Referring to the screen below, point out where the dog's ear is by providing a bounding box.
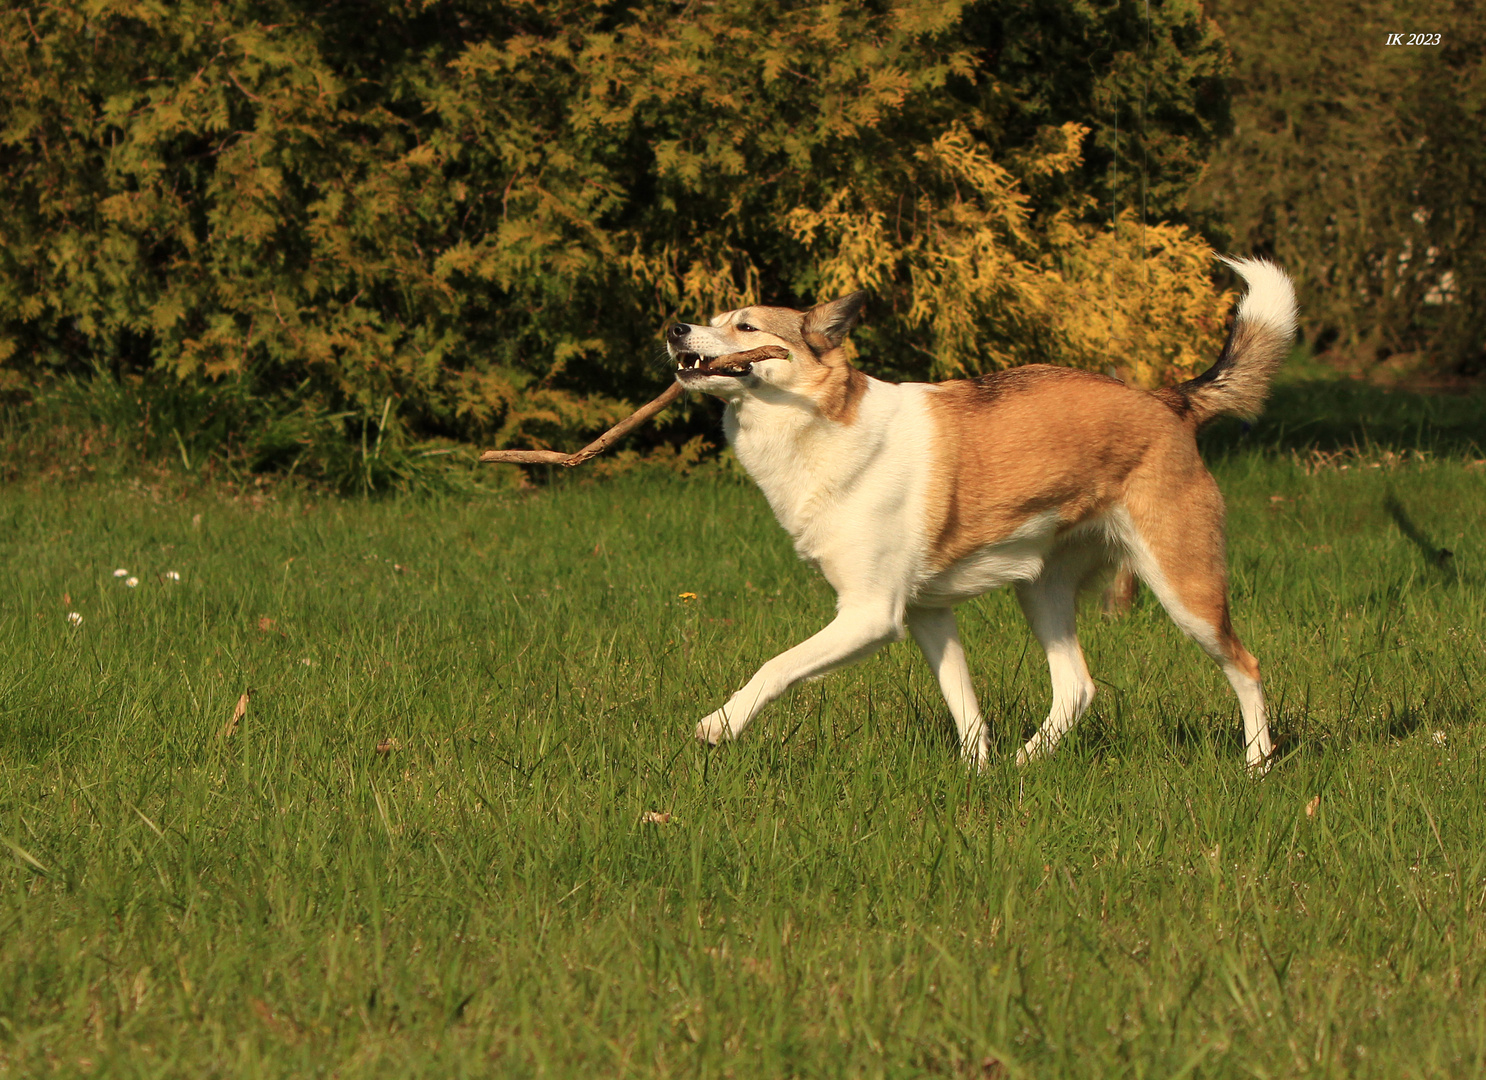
[802,292,867,352]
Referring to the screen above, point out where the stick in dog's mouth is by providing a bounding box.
[675,345,790,379]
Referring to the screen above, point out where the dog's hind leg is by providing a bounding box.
[1118,475,1274,773]
[1014,555,1099,765]
[695,604,904,746]
[907,606,988,768]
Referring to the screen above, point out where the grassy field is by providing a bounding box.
[1,378,1484,1077]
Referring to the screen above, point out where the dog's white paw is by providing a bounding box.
[1246,753,1274,778]
[1015,738,1046,767]
[694,710,732,746]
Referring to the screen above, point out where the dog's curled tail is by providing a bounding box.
[1160,256,1298,427]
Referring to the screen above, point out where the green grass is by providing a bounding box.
[1,380,1484,1078]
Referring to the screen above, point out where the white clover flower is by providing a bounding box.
[165,570,182,582]
[125,576,139,588]
[113,568,129,578]
[67,612,83,626]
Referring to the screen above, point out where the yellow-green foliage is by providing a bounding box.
[1044,208,1236,388]
[0,0,1235,473]
[790,123,1231,386]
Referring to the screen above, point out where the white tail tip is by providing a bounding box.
[1218,255,1298,337]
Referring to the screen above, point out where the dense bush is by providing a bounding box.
[1194,0,1485,375]
[0,0,1238,484]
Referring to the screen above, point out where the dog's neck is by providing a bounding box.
[807,348,870,426]
[723,358,870,445]
[722,363,886,547]
[724,383,832,461]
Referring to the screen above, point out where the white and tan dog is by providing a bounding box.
[667,258,1297,771]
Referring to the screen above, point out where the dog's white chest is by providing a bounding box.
[726,405,848,546]
[723,384,930,584]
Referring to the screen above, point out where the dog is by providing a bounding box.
[666,258,1297,771]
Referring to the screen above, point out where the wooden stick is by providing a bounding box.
[564,381,685,466]
[478,347,788,468]
[477,383,683,467]
[475,448,578,465]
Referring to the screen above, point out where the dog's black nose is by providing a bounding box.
[668,324,690,340]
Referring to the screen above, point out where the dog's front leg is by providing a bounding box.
[906,606,989,768]
[696,605,905,745]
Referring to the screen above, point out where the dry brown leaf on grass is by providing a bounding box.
[641,811,672,825]
[1306,795,1321,818]
[376,738,401,755]
[224,691,251,739]
[257,616,275,632]
[251,999,301,1042]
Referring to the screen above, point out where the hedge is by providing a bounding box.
[0,0,1239,484]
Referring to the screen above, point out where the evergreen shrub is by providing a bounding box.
[0,0,1238,485]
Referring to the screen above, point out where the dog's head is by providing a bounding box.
[666,293,868,400]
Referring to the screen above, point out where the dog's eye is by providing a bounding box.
[737,323,758,333]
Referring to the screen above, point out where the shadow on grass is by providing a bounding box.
[1199,378,1486,458]
[1164,711,1246,758]
[1383,493,1456,572]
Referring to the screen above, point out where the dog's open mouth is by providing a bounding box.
[675,346,789,379]
[675,352,751,378]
